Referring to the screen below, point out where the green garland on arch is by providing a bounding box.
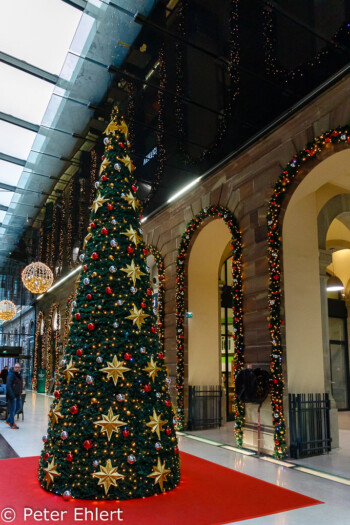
[267,126,350,458]
[146,244,165,355]
[175,205,245,444]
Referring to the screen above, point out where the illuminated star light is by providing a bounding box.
[92,459,125,495]
[143,357,161,383]
[126,304,149,330]
[100,355,130,386]
[94,407,126,441]
[146,409,167,439]
[43,457,61,488]
[121,225,141,246]
[147,457,171,492]
[63,357,79,385]
[90,193,109,214]
[120,259,146,286]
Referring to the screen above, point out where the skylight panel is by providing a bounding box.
[0,121,36,160]
[0,0,82,76]
[0,64,54,125]
[0,190,15,208]
[0,161,23,187]
[0,210,6,223]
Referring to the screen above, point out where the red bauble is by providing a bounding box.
[118,142,125,148]
[76,349,83,357]
[140,302,146,309]
[83,440,93,450]
[75,313,81,320]
[174,446,179,455]
[127,246,134,254]
[165,399,171,407]
[88,323,95,331]
[90,222,96,229]
[101,175,108,182]
[91,252,99,260]
[166,427,171,436]
[107,203,114,211]
[151,326,157,334]
[122,429,130,438]
[101,227,108,235]
[158,352,164,359]
[54,390,60,399]
[143,384,151,393]
[143,248,148,256]
[86,293,92,300]
[70,405,79,415]
[66,453,74,462]
[124,352,132,361]
[105,286,113,295]
[131,184,137,193]
[101,155,105,161]
[146,288,152,296]
[44,453,50,460]
[83,264,87,272]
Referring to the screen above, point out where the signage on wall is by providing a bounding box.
[143,146,157,165]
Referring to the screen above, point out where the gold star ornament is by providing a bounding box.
[123,191,139,210]
[126,304,149,330]
[63,357,79,385]
[121,225,141,246]
[143,357,161,383]
[92,459,125,495]
[99,157,111,175]
[117,155,135,173]
[146,409,167,439]
[90,193,109,214]
[50,401,64,425]
[94,407,126,441]
[100,355,130,386]
[120,259,146,286]
[83,232,92,248]
[43,457,61,489]
[147,458,171,492]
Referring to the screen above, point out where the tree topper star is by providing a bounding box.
[143,357,161,383]
[126,304,149,330]
[100,355,130,386]
[120,259,146,286]
[92,459,125,495]
[123,191,139,211]
[43,457,61,488]
[147,457,171,492]
[146,409,167,439]
[90,193,109,214]
[117,155,135,173]
[121,225,141,246]
[94,407,126,441]
[63,357,79,385]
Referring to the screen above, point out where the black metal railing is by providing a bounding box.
[289,393,332,459]
[188,385,222,430]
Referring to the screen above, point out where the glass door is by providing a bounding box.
[220,258,235,421]
[329,316,349,410]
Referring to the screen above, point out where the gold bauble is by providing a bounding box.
[0,300,16,321]
[21,262,54,294]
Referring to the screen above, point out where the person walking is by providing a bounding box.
[1,366,8,385]
[5,363,22,429]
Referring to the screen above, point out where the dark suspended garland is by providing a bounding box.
[174,0,240,164]
[267,127,350,458]
[44,302,61,391]
[175,205,245,445]
[57,196,66,276]
[263,5,350,82]
[63,292,76,349]
[145,244,165,355]
[126,80,136,156]
[66,178,74,268]
[143,45,167,208]
[33,311,45,390]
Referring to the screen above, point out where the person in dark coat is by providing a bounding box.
[1,366,8,384]
[5,363,22,429]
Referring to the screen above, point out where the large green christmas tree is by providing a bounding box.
[38,106,181,500]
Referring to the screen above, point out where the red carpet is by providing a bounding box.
[0,453,321,524]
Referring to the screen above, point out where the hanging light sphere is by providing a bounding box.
[0,300,16,321]
[21,262,54,294]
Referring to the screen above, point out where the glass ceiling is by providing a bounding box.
[0,121,36,161]
[0,160,23,187]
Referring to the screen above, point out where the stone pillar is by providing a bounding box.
[319,249,339,448]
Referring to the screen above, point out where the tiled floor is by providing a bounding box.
[1,392,350,524]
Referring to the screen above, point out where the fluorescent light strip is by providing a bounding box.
[37,265,82,300]
[140,216,148,224]
[259,456,295,467]
[167,177,202,204]
[294,467,350,485]
[221,445,256,456]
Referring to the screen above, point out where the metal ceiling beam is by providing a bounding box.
[0,183,16,192]
[0,112,39,133]
[60,0,87,10]
[0,205,8,212]
[0,153,26,167]
[0,51,58,84]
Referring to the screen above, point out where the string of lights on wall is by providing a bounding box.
[146,245,165,355]
[58,197,66,277]
[66,178,75,269]
[44,302,61,391]
[175,205,245,444]
[33,311,45,390]
[267,126,350,458]
[63,292,76,349]
[126,81,136,156]
[263,5,350,82]
[175,0,240,164]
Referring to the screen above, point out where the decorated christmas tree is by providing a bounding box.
[38,107,181,500]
